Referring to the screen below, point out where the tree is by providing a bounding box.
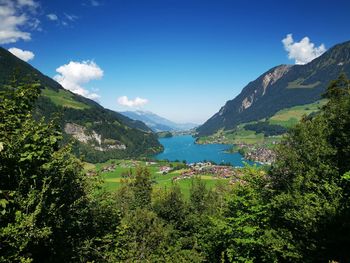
[189,177,209,215]
[131,166,153,209]
[153,184,186,229]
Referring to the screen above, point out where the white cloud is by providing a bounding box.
[46,13,58,21]
[117,96,149,107]
[8,47,34,61]
[282,34,326,65]
[0,0,40,44]
[54,61,104,101]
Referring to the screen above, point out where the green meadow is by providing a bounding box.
[42,88,90,110]
[86,159,229,198]
[268,99,327,127]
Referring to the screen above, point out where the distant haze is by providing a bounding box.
[121,110,198,132]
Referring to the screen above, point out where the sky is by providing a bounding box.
[1,0,350,124]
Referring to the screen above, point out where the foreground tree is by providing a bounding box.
[269,73,350,262]
[0,82,92,262]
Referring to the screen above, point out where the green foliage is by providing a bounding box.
[132,167,153,208]
[114,208,172,261]
[201,166,273,262]
[267,73,350,262]
[189,177,211,215]
[153,184,186,228]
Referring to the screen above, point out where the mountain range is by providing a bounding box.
[0,47,162,163]
[121,110,198,132]
[197,40,350,136]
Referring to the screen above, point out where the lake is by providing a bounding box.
[154,135,255,167]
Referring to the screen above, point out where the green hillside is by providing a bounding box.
[0,47,162,163]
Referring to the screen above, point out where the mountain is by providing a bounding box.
[197,40,350,136]
[121,110,198,132]
[0,47,162,162]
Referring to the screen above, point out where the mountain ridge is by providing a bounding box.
[197,40,350,136]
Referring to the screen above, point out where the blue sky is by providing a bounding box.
[1,0,350,123]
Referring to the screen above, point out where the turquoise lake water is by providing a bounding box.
[154,135,255,167]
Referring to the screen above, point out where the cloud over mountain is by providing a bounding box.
[8,47,34,61]
[282,34,326,65]
[54,60,103,100]
[117,96,149,107]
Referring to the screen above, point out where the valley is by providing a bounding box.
[1,1,350,260]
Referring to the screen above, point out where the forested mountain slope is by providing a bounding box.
[0,47,162,162]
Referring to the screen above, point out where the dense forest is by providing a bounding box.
[244,121,288,136]
[1,74,350,262]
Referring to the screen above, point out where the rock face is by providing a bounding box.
[64,123,100,144]
[261,65,291,96]
[238,65,291,113]
[64,123,126,151]
[197,40,350,136]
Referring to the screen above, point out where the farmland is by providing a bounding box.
[85,159,231,198]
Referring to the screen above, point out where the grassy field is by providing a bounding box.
[42,88,90,110]
[85,159,229,198]
[268,100,327,127]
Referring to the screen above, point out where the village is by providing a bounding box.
[170,162,240,179]
[234,143,277,165]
